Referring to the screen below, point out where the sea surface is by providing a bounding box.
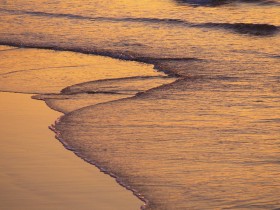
[0,0,279,209]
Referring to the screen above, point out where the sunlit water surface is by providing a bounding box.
[0,0,279,209]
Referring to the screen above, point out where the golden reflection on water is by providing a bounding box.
[0,0,279,209]
[0,48,164,93]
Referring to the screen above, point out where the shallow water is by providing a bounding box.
[0,0,279,209]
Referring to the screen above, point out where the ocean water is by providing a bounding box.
[0,0,280,209]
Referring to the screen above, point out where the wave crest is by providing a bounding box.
[201,23,279,36]
[1,8,278,36]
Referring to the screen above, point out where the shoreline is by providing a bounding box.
[0,45,173,210]
[0,92,143,210]
[51,119,149,210]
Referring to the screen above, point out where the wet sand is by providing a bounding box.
[0,92,143,210]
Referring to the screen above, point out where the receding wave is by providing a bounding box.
[1,8,278,36]
[34,76,176,114]
[0,41,202,77]
[61,76,175,95]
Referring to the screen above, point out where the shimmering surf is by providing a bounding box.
[0,0,279,209]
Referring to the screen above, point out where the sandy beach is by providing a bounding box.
[0,92,143,210]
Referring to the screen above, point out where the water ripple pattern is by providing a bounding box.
[0,0,279,209]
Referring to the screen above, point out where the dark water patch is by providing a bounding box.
[174,0,230,6]
[197,23,279,36]
[33,93,72,100]
[144,57,202,62]
[116,41,146,48]
[174,0,280,6]
[138,57,203,77]
[85,91,127,95]
[271,55,280,58]
[110,17,187,25]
